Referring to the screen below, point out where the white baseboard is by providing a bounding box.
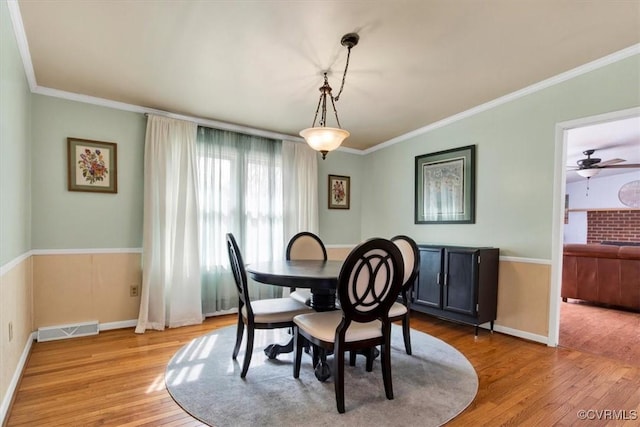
[1,332,36,426]
[99,319,138,331]
[492,324,549,345]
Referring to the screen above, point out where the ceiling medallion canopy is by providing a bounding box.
[300,33,359,159]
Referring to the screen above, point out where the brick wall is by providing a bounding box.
[587,210,640,243]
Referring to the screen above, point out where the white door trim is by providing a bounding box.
[548,106,640,347]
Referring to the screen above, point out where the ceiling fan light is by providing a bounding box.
[576,168,600,178]
[300,127,349,154]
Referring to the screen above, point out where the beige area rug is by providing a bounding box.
[166,324,478,426]
[560,299,640,367]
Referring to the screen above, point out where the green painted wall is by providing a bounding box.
[0,0,32,265]
[30,96,146,249]
[317,150,364,244]
[361,55,640,259]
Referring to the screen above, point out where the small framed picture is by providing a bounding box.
[67,137,117,193]
[328,174,350,209]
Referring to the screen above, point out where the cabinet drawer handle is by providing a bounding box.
[437,272,441,285]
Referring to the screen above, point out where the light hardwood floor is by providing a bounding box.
[6,312,640,426]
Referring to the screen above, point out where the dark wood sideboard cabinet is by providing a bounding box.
[411,245,500,335]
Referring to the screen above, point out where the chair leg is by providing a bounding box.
[402,314,412,355]
[293,328,303,379]
[381,341,394,400]
[334,343,345,413]
[349,351,356,366]
[314,348,331,382]
[232,315,244,360]
[365,347,374,372]
[312,345,319,368]
[240,326,254,378]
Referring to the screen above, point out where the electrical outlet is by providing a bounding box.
[8,321,13,342]
[130,285,139,297]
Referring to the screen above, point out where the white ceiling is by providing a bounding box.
[12,0,640,159]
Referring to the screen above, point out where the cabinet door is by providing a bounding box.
[414,247,443,309]
[443,249,477,316]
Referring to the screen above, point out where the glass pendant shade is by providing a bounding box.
[300,127,350,158]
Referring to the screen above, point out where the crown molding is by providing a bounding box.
[35,86,306,143]
[7,0,36,90]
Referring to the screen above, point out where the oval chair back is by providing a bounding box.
[388,235,420,355]
[286,232,327,260]
[286,232,327,305]
[337,238,404,326]
[390,235,420,302]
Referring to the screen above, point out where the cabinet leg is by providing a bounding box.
[474,325,478,336]
[490,320,494,333]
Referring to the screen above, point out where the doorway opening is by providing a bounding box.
[550,108,640,366]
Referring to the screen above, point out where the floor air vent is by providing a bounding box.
[37,321,99,342]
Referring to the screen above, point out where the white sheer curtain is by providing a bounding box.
[282,140,319,238]
[281,140,319,298]
[198,127,285,315]
[136,115,203,333]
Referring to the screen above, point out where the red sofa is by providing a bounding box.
[562,243,640,311]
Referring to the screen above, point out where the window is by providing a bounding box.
[197,127,283,313]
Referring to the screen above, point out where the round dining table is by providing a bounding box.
[247,259,344,312]
[246,259,344,381]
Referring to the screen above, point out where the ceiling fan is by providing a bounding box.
[567,149,640,178]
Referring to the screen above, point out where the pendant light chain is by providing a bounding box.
[330,93,341,128]
[310,73,332,128]
[334,45,353,103]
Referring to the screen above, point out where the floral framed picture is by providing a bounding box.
[328,174,350,209]
[67,138,117,193]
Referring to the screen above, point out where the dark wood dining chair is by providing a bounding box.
[226,233,312,378]
[388,235,420,355]
[286,231,328,306]
[348,235,420,367]
[293,238,404,413]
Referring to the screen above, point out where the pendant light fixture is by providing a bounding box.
[300,33,359,159]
